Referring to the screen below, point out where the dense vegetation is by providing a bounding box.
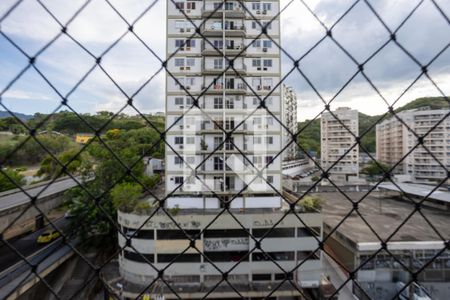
[0,111,164,192]
[63,127,162,246]
[297,97,449,155]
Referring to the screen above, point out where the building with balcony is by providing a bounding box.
[109,0,323,299]
[321,107,359,183]
[376,108,450,183]
[282,85,298,161]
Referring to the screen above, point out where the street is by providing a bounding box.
[0,218,69,272]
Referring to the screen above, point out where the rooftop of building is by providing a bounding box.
[379,182,450,203]
[320,191,450,246]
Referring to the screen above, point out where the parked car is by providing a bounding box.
[37,230,61,244]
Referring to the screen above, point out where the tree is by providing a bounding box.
[298,196,322,212]
[361,160,389,177]
[37,149,92,180]
[110,182,142,212]
[0,168,25,192]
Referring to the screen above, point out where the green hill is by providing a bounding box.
[298,96,449,155]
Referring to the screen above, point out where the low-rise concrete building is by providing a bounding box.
[321,191,450,299]
[109,207,323,299]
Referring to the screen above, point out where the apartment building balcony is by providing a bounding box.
[202,6,246,18]
[205,82,247,95]
[202,25,246,37]
[202,64,247,75]
[202,44,246,56]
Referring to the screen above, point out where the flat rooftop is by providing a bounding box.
[321,192,450,246]
[378,182,450,203]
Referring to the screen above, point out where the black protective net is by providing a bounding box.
[0,0,449,299]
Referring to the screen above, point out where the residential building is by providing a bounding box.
[111,1,323,299]
[321,107,359,182]
[376,108,450,183]
[282,84,298,161]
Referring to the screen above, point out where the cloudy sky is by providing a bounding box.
[0,0,449,120]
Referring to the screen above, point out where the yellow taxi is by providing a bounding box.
[37,230,61,244]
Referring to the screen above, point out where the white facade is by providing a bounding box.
[376,108,450,182]
[282,85,298,161]
[321,107,359,182]
[113,1,324,298]
[165,0,283,208]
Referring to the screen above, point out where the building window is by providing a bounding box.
[267,175,274,183]
[175,97,184,105]
[158,254,201,263]
[174,156,183,165]
[263,40,272,48]
[262,21,272,29]
[263,59,272,67]
[253,228,295,238]
[213,58,223,69]
[225,97,234,109]
[252,59,261,68]
[297,227,321,237]
[175,58,184,66]
[174,137,183,144]
[123,251,154,263]
[123,227,154,239]
[214,157,224,170]
[186,58,195,67]
[262,3,272,11]
[252,274,271,281]
[204,229,249,238]
[266,136,273,144]
[174,176,184,184]
[157,229,200,239]
[214,97,223,109]
[175,2,184,10]
[252,251,295,261]
[225,118,235,130]
[253,136,262,144]
[185,136,195,144]
[252,39,261,48]
[225,137,234,150]
[186,1,196,10]
[252,2,261,10]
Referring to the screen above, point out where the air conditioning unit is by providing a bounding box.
[262,10,267,14]
[256,10,260,14]
[186,9,191,13]
[262,47,268,52]
[186,66,191,70]
[257,67,261,71]
[179,145,184,149]
[186,86,191,90]
[179,105,184,109]
[186,28,191,32]
[263,67,267,71]
[180,66,185,70]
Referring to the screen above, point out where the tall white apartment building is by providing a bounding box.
[321,107,359,182]
[282,84,298,161]
[111,1,323,299]
[376,108,450,182]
